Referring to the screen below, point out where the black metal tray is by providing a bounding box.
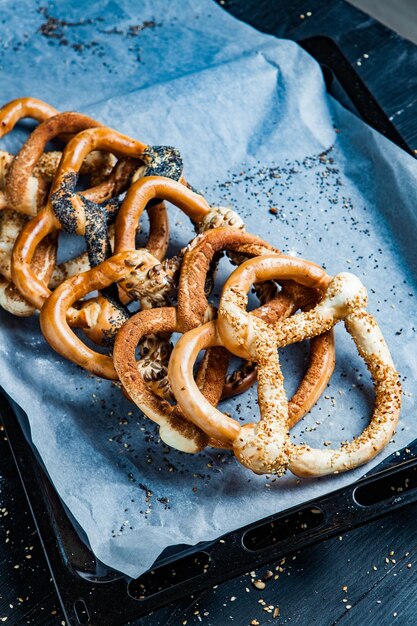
[1,36,417,626]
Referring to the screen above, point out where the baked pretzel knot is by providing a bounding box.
[113,306,229,454]
[39,249,178,378]
[177,226,335,409]
[169,255,402,477]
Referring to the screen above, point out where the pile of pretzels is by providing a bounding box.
[1,97,402,478]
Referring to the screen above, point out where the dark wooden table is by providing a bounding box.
[1,1,417,624]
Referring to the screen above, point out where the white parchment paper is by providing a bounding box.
[0,0,416,577]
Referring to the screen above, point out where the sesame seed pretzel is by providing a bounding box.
[0,100,60,314]
[178,227,335,408]
[112,289,316,453]
[169,255,401,477]
[39,249,178,377]
[113,306,229,453]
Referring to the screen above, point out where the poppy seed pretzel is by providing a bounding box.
[0,105,136,317]
[48,200,167,291]
[45,129,184,324]
[169,255,401,477]
[0,148,117,207]
[49,129,186,264]
[11,128,167,315]
[0,107,120,313]
[0,146,123,315]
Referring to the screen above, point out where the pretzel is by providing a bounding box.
[0,209,57,315]
[0,101,124,314]
[114,177,237,255]
[0,98,60,211]
[113,177,245,312]
[0,147,119,213]
[113,181,247,397]
[178,227,335,410]
[112,285,321,453]
[0,109,125,315]
[113,306,230,453]
[39,249,180,377]
[5,111,133,217]
[0,97,59,133]
[11,128,172,311]
[169,255,401,477]
[0,99,60,305]
[114,180,285,399]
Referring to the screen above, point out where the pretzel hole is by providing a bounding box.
[73,326,111,354]
[242,506,325,551]
[3,120,39,151]
[134,208,151,249]
[127,551,210,600]
[289,324,374,446]
[135,331,176,404]
[55,230,87,264]
[279,341,311,397]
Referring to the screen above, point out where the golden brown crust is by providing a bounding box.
[178,228,335,411]
[6,112,104,215]
[114,176,211,255]
[39,250,163,379]
[169,257,401,477]
[113,306,230,453]
[11,208,58,309]
[0,97,59,138]
[177,227,279,331]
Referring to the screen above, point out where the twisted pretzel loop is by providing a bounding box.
[169,255,401,476]
[113,306,229,453]
[112,287,324,454]
[39,249,172,378]
[178,226,335,407]
[11,128,169,314]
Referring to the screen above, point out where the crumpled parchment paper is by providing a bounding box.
[0,0,415,577]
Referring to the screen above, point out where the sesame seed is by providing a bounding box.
[253,579,266,590]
